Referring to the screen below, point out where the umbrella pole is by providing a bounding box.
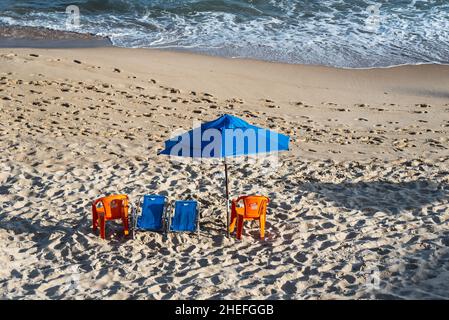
[224,158,230,238]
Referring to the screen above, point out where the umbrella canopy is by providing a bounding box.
[159,114,289,158]
[158,114,290,237]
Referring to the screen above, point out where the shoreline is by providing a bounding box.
[1,25,448,70]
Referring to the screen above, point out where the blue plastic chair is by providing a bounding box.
[168,200,200,234]
[132,195,167,237]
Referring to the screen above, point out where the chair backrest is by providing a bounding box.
[95,194,128,219]
[170,200,198,232]
[241,195,269,219]
[137,195,166,231]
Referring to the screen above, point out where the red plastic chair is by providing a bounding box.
[229,195,269,240]
[92,194,130,239]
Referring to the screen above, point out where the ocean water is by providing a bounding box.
[1,0,449,68]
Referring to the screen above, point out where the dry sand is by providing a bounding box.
[0,47,448,299]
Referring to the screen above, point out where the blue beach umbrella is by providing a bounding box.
[159,114,290,237]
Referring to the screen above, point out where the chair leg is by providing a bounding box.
[122,215,129,236]
[229,202,237,233]
[99,213,106,239]
[259,214,266,240]
[92,209,98,232]
[236,215,244,240]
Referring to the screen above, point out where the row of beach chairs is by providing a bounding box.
[92,194,269,240]
[92,194,199,239]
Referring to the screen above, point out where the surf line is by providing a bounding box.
[175,304,209,318]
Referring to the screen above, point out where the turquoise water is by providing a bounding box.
[1,0,449,67]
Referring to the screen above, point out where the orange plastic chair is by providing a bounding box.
[92,194,130,239]
[229,195,269,240]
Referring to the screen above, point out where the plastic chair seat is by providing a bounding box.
[92,194,129,239]
[229,195,269,240]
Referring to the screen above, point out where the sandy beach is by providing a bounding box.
[0,47,448,299]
